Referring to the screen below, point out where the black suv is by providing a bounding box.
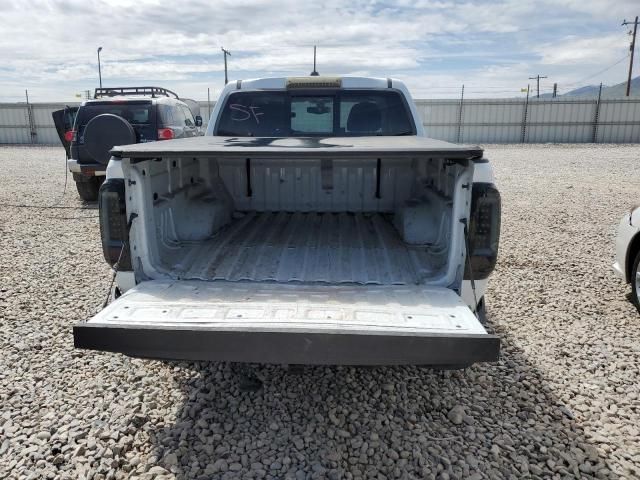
[52,87,203,201]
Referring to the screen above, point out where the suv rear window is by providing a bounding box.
[158,104,196,128]
[215,90,415,137]
[75,101,154,143]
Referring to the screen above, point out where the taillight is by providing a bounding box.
[157,128,175,140]
[465,183,501,280]
[64,130,76,142]
[98,179,132,271]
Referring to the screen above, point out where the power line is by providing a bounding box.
[562,54,630,87]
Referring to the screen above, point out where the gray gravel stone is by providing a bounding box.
[447,406,465,425]
[163,453,178,466]
[212,458,228,472]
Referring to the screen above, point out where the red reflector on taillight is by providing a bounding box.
[157,128,175,140]
[64,130,75,142]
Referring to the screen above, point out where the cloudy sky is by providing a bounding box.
[0,0,637,101]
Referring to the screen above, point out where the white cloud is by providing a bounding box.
[552,0,639,19]
[537,34,629,65]
[0,0,636,101]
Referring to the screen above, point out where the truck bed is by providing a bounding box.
[167,212,443,285]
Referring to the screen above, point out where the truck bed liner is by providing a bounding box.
[167,212,441,285]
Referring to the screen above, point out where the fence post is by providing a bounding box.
[521,84,530,143]
[456,84,464,143]
[592,83,602,143]
[207,87,211,128]
[25,89,37,144]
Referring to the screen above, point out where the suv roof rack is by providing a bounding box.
[93,86,179,99]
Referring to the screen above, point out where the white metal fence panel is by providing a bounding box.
[1,97,639,145]
[0,102,77,145]
[415,97,640,144]
[596,100,640,143]
[30,104,68,144]
[0,104,33,144]
[526,100,594,143]
[460,99,525,143]
[416,100,458,142]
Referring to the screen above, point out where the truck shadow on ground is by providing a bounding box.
[147,325,615,480]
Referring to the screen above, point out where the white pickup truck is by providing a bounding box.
[75,76,501,367]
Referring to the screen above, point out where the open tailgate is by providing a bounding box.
[74,280,499,365]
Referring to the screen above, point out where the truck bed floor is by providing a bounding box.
[168,212,441,285]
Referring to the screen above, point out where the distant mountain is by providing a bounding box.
[540,76,640,99]
[563,85,603,97]
[599,76,640,98]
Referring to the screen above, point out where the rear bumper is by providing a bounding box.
[74,324,500,365]
[68,159,106,176]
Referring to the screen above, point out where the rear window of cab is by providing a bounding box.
[215,90,415,137]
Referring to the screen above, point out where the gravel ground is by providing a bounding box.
[1,144,639,480]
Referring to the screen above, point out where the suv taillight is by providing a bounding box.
[465,183,501,280]
[158,128,175,140]
[98,179,132,271]
[64,130,76,142]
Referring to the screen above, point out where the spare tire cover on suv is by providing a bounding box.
[84,114,136,164]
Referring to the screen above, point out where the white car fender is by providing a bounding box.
[614,209,640,282]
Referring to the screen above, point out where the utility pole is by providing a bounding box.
[97,47,103,88]
[221,47,231,85]
[529,74,547,98]
[622,16,638,97]
[310,46,319,76]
